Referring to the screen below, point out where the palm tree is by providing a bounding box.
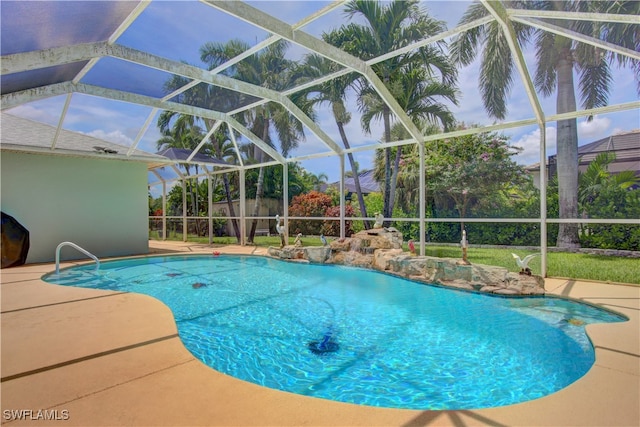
[201,39,307,243]
[299,52,371,228]
[358,63,457,212]
[156,116,205,217]
[207,123,242,240]
[159,71,245,241]
[450,0,639,248]
[326,0,458,225]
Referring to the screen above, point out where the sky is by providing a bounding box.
[5,0,639,186]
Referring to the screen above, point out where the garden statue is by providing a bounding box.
[459,229,470,265]
[320,234,328,246]
[275,214,285,248]
[294,233,303,247]
[408,239,416,255]
[373,212,384,228]
[512,253,539,275]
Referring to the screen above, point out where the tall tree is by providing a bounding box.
[359,63,457,212]
[327,0,458,225]
[156,116,205,224]
[299,53,371,228]
[159,72,244,242]
[209,126,242,240]
[201,39,307,243]
[422,128,526,232]
[450,0,639,248]
[388,121,441,215]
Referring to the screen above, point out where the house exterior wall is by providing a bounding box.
[1,151,149,264]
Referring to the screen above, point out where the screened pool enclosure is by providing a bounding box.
[2,1,638,276]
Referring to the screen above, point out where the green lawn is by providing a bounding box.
[151,234,640,285]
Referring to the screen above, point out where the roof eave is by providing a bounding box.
[0,143,173,170]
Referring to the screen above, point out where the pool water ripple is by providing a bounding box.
[43,255,627,410]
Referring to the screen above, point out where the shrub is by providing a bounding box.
[288,191,333,235]
[322,204,355,237]
[580,187,640,250]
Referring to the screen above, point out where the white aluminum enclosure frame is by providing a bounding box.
[2,1,639,276]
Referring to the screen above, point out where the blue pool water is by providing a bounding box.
[43,255,626,410]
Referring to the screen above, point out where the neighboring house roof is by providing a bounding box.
[344,170,380,194]
[1,113,170,168]
[526,129,640,175]
[322,170,381,195]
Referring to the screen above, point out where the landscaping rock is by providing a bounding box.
[268,228,545,295]
[305,246,331,264]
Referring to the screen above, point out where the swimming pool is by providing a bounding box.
[43,254,627,410]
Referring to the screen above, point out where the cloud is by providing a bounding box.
[82,129,135,147]
[7,103,63,126]
[510,126,557,166]
[577,115,611,139]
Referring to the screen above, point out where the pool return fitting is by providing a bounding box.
[55,241,100,274]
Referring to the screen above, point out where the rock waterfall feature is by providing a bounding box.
[268,228,544,295]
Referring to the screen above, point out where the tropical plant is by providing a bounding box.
[580,186,640,250]
[299,52,371,228]
[158,71,244,241]
[288,191,334,235]
[156,116,206,235]
[578,152,639,215]
[307,171,329,192]
[209,126,242,239]
[577,152,640,250]
[424,127,528,233]
[258,163,323,203]
[201,39,307,242]
[327,0,458,225]
[322,204,355,237]
[450,0,640,248]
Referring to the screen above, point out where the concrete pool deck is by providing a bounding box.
[1,241,638,426]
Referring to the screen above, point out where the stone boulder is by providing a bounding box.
[374,249,407,271]
[267,246,330,264]
[379,253,544,295]
[347,228,403,250]
[305,246,331,264]
[267,229,545,295]
[268,246,304,261]
[329,250,373,268]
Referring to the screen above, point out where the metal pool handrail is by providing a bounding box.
[55,241,100,274]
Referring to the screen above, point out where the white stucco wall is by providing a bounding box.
[1,151,149,264]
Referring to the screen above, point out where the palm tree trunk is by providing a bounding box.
[248,119,269,243]
[389,146,403,219]
[382,105,393,227]
[208,129,241,243]
[222,173,241,242]
[184,168,198,237]
[193,166,202,237]
[248,165,265,243]
[337,121,370,229]
[555,52,581,248]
